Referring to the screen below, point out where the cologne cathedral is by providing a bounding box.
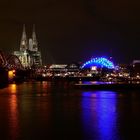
[14,25,42,68]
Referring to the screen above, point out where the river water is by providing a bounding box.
[0,81,140,140]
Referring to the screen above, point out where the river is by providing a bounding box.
[0,81,140,140]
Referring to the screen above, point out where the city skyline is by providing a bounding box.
[0,0,140,64]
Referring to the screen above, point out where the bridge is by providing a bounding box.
[0,50,25,84]
[0,50,45,82]
[0,50,23,70]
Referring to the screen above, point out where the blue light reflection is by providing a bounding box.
[81,91,120,140]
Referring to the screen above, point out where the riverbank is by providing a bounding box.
[75,81,140,90]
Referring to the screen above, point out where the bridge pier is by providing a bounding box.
[0,68,8,88]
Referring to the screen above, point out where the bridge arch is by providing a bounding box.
[0,51,23,70]
[6,55,24,70]
[81,57,115,69]
[0,50,7,67]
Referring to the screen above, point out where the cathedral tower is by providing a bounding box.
[20,24,28,52]
[32,24,38,51]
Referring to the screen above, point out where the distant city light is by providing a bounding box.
[81,57,115,69]
[91,66,97,71]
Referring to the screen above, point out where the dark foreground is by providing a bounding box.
[0,81,140,140]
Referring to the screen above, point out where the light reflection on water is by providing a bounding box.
[9,84,17,94]
[81,91,119,140]
[0,82,140,140]
[81,81,114,85]
[7,84,19,139]
[9,94,19,140]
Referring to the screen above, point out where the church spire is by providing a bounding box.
[32,24,38,51]
[20,24,28,51]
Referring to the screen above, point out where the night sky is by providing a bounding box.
[0,0,140,64]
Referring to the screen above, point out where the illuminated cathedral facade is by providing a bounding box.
[14,25,42,68]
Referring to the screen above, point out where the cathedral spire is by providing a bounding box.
[20,24,28,51]
[32,24,36,39]
[32,24,38,51]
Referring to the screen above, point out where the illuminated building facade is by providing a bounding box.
[81,57,115,77]
[14,25,42,68]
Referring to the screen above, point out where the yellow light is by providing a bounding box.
[8,71,14,79]
[8,70,16,80]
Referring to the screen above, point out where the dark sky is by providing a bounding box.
[0,0,140,64]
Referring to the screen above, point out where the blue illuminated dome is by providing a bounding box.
[81,57,115,69]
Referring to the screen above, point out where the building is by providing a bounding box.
[131,60,140,77]
[14,25,42,68]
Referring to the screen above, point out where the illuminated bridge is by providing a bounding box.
[0,51,23,70]
[81,57,115,69]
